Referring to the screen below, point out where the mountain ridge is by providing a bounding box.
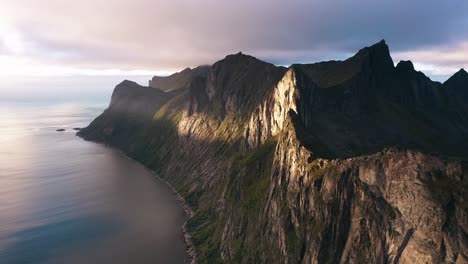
[444,67,468,104]
[78,40,468,263]
[149,65,210,92]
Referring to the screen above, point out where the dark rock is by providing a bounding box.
[56,128,66,132]
[444,68,468,103]
[149,66,210,92]
[396,60,415,71]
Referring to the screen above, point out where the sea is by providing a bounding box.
[0,101,188,263]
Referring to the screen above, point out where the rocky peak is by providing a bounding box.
[216,52,261,66]
[445,68,468,86]
[100,79,179,122]
[117,79,141,87]
[149,65,210,92]
[202,53,286,116]
[180,67,192,74]
[113,80,161,99]
[444,68,468,102]
[355,39,387,53]
[455,68,467,76]
[294,40,394,90]
[366,39,389,53]
[394,59,428,81]
[112,80,168,100]
[386,55,452,109]
[355,39,394,70]
[396,60,415,72]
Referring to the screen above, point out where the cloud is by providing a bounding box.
[0,41,5,55]
[395,42,468,68]
[0,0,467,79]
[393,41,468,80]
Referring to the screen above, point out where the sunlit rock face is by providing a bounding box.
[243,68,298,149]
[79,40,468,263]
[266,134,467,263]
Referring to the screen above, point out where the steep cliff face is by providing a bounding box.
[265,116,467,263]
[79,40,468,263]
[244,41,468,158]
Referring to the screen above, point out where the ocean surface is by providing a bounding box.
[0,102,188,264]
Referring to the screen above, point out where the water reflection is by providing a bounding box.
[0,103,187,263]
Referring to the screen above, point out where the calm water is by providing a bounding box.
[0,103,187,264]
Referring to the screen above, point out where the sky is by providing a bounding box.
[0,0,467,102]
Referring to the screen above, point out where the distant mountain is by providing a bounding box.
[79,80,181,142]
[149,65,210,92]
[79,40,468,264]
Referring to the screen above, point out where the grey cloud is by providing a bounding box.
[2,0,468,73]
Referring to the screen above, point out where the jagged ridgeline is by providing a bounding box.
[78,40,468,264]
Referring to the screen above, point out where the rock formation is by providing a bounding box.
[149,66,210,92]
[444,68,468,109]
[78,40,468,263]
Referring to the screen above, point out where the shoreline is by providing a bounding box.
[76,134,197,264]
[156,176,197,264]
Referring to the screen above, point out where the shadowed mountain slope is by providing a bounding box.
[444,68,468,106]
[149,66,210,92]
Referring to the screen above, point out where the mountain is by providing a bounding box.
[78,80,181,143]
[149,65,210,92]
[444,68,468,105]
[78,40,468,263]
